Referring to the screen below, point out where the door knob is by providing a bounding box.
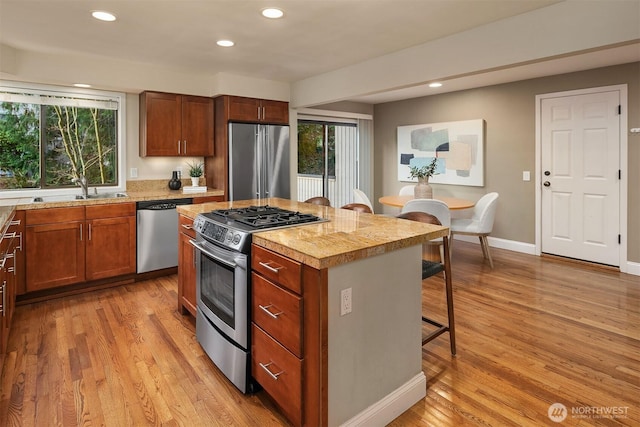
[544,171,551,176]
[543,181,551,187]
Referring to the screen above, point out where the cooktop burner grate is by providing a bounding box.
[210,205,323,230]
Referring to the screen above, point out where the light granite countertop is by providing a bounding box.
[177,197,448,270]
[0,188,224,210]
[0,206,16,236]
[0,179,223,230]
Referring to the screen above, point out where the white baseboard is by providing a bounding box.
[453,235,640,277]
[340,373,426,427]
[625,261,640,276]
[453,234,536,255]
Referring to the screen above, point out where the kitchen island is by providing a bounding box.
[177,198,448,426]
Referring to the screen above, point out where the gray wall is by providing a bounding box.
[373,62,640,263]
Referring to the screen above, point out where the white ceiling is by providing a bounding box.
[1,0,638,104]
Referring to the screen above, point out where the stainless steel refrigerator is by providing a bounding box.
[228,123,290,201]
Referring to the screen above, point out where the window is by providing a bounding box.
[298,121,336,178]
[0,82,125,194]
[297,119,358,207]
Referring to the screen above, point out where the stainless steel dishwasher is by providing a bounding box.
[136,198,193,273]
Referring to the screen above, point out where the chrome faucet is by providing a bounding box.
[73,174,89,199]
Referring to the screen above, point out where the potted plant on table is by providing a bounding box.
[408,157,439,199]
[186,160,203,187]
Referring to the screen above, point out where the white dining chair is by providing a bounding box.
[401,198,450,261]
[399,185,414,196]
[353,189,374,213]
[450,192,499,268]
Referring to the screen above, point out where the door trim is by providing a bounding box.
[535,85,628,272]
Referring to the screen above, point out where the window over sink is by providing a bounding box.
[0,81,126,196]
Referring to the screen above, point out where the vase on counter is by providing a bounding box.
[168,171,182,190]
[414,177,433,199]
[190,176,200,187]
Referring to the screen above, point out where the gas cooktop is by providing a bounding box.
[193,205,328,252]
[211,205,325,229]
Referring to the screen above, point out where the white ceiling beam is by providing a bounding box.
[290,0,640,108]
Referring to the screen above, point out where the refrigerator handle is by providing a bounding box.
[264,127,271,198]
[255,127,261,200]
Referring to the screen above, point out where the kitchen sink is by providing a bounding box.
[81,192,129,200]
[31,192,128,203]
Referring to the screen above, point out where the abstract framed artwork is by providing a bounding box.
[397,119,485,186]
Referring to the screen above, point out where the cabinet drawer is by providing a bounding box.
[26,206,85,225]
[178,214,196,239]
[193,195,224,204]
[252,245,302,294]
[86,202,135,219]
[252,324,302,427]
[252,273,302,357]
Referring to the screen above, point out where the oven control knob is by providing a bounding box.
[232,234,241,245]
[225,232,232,242]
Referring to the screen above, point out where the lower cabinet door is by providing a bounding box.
[178,230,197,315]
[86,216,136,280]
[26,221,85,291]
[252,323,302,426]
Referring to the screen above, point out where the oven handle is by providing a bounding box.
[189,239,238,269]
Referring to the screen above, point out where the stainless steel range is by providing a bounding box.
[190,205,327,393]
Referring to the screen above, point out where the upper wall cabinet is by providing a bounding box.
[139,91,214,157]
[225,96,289,125]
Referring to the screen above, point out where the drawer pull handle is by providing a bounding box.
[259,304,283,319]
[259,362,283,380]
[181,223,193,230]
[259,261,283,274]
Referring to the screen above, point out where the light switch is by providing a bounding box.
[130,167,138,178]
[522,171,531,181]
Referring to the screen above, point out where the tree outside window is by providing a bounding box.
[298,122,335,177]
[0,89,118,191]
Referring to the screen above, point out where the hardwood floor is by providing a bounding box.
[1,241,638,426]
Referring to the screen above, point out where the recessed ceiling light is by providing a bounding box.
[73,83,92,88]
[429,82,443,88]
[262,8,284,19]
[91,10,117,22]
[216,40,235,47]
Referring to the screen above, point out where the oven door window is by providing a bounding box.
[200,255,235,329]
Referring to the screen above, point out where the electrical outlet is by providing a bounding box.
[130,167,138,178]
[340,288,352,316]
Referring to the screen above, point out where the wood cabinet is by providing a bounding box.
[1,214,19,355]
[85,204,136,281]
[26,203,136,292]
[139,91,214,157]
[205,95,289,197]
[226,96,289,124]
[178,214,197,316]
[26,207,85,291]
[251,244,308,427]
[177,195,224,316]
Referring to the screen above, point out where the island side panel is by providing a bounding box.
[302,264,329,426]
[326,245,425,426]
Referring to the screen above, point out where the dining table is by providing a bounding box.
[379,194,475,262]
[378,195,475,210]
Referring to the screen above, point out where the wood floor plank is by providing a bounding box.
[1,241,639,426]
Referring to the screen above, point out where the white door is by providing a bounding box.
[540,90,620,266]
